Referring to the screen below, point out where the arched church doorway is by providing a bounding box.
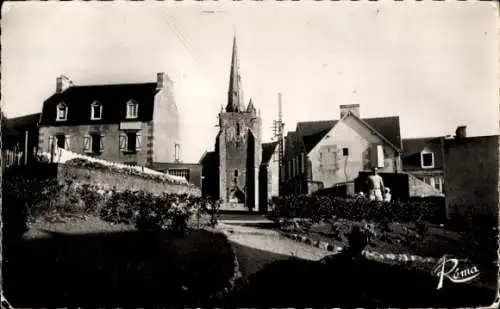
[229,187,246,204]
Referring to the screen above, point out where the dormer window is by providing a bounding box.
[126,100,138,119]
[421,151,434,168]
[91,101,102,120]
[56,102,68,121]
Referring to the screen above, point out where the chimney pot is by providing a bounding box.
[455,126,467,139]
[156,72,172,90]
[340,104,360,118]
[56,75,73,93]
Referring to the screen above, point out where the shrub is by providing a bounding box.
[269,195,446,225]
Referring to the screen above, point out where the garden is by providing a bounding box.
[268,194,499,290]
[2,166,236,307]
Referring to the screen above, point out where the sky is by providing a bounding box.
[2,1,499,163]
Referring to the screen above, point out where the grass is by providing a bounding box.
[3,215,235,307]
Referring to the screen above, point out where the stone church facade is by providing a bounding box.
[200,36,278,212]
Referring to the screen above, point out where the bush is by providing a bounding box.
[3,174,217,237]
[269,194,446,225]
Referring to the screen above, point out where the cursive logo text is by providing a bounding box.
[433,255,480,290]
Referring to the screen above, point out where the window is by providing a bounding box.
[91,101,102,120]
[370,144,384,168]
[126,101,138,119]
[174,143,180,161]
[434,178,441,191]
[56,102,68,121]
[55,134,70,149]
[84,133,104,154]
[342,147,349,157]
[421,152,434,168]
[169,168,190,180]
[119,131,142,153]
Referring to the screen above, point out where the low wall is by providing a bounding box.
[4,163,200,197]
[408,173,444,198]
[57,164,201,196]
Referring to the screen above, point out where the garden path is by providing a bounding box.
[218,218,332,279]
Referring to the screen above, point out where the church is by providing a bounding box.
[199,36,280,212]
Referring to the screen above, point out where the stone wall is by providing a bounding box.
[58,164,201,196]
[408,173,444,197]
[38,122,153,166]
[444,135,499,220]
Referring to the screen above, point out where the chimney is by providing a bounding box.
[56,75,73,93]
[340,104,360,118]
[455,126,467,139]
[156,72,172,90]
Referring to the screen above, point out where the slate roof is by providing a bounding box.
[4,113,41,136]
[402,137,442,158]
[262,141,278,164]
[363,116,402,151]
[295,116,402,154]
[40,83,158,126]
[402,137,444,170]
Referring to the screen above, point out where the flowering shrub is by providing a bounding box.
[269,194,445,225]
[3,174,218,238]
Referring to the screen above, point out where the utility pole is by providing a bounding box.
[272,93,285,191]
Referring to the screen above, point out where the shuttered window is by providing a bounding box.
[48,136,55,152]
[83,135,92,153]
[119,133,127,152]
[136,133,142,151]
[64,135,71,150]
[120,131,142,152]
[99,134,105,152]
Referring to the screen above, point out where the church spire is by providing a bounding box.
[246,98,256,114]
[226,35,245,112]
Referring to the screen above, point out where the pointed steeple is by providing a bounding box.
[246,98,256,114]
[226,35,245,112]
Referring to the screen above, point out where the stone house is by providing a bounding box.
[402,136,446,193]
[282,104,403,195]
[259,141,280,211]
[443,126,499,222]
[38,73,181,167]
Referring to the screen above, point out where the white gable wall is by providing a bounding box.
[308,115,399,190]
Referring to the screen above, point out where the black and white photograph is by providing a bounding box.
[1,1,499,307]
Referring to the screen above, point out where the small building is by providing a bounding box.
[38,73,181,167]
[150,162,203,189]
[443,126,499,223]
[259,141,280,211]
[2,112,41,166]
[282,104,403,195]
[402,136,445,193]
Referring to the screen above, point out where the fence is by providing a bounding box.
[1,149,25,172]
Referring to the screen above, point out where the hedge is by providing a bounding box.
[268,194,446,225]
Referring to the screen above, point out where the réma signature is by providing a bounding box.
[432,255,480,290]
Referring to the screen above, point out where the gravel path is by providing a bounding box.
[219,222,331,280]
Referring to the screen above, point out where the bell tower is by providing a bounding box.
[217,36,262,211]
